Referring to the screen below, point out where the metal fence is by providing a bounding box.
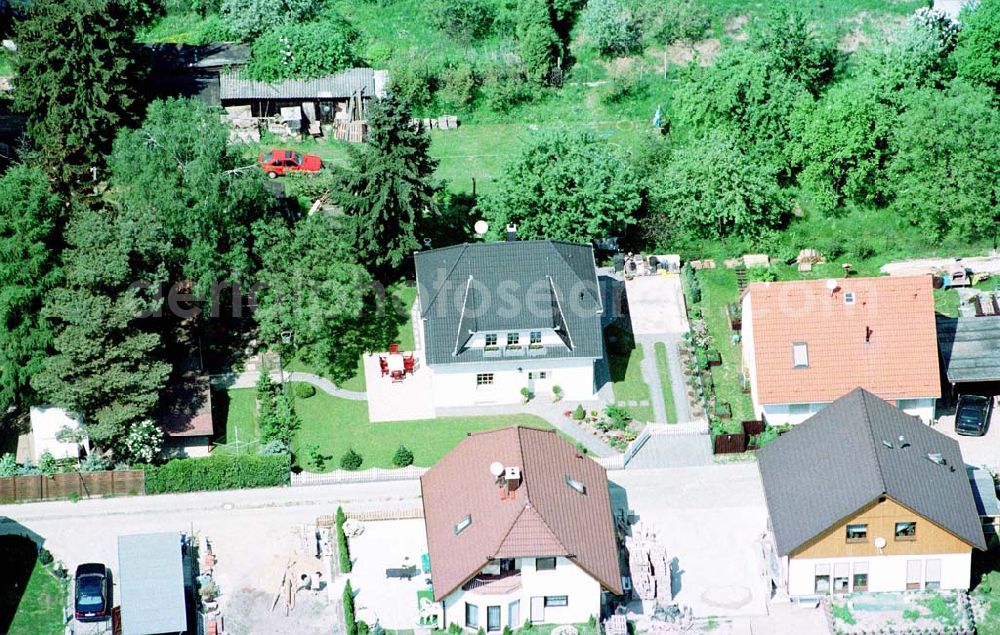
[0,470,145,503]
[291,465,428,486]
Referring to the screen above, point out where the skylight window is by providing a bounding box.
[454,514,472,535]
[792,342,809,368]
[844,292,856,305]
[565,475,585,495]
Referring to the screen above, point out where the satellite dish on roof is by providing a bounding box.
[489,461,504,477]
[874,536,887,550]
[474,220,489,236]
[826,278,839,296]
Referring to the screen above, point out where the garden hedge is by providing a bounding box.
[344,580,357,635]
[142,453,291,494]
[336,506,352,573]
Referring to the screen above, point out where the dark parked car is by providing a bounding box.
[74,563,109,622]
[955,395,993,437]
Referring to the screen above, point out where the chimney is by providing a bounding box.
[506,224,518,242]
[865,326,873,343]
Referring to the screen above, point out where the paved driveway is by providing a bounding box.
[610,464,769,618]
[349,519,428,629]
[624,275,688,336]
[935,404,1000,470]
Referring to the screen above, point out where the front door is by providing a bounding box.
[530,596,544,623]
[527,372,536,394]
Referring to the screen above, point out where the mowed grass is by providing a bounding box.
[608,343,655,424]
[288,384,551,470]
[7,562,66,635]
[213,387,259,453]
[654,342,678,424]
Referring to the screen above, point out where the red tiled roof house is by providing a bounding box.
[421,427,622,630]
[740,276,941,425]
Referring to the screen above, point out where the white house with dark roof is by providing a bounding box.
[414,240,605,408]
[757,389,986,599]
[421,426,622,630]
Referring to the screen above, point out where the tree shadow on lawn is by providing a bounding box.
[0,522,47,633]
[605,324,638,384]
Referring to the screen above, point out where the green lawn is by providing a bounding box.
[287,383,552,470]
[654,342,678,424]
[606,329,655,423]
[7,562,66,635]
[691,269,754,430]
[212,388,259,454]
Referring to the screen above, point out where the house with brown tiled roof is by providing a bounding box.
[420,426,622,630]
[740,276,941,425]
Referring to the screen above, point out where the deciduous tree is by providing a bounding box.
[954,0,1000,89]
[477,130,643,243]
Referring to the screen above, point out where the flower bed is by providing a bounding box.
[828,591,974,635]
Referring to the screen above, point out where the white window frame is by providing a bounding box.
[852,562,869,592]
[530,331,542,344]
[792,342,809,368]
[485,333,498,347]
[507,332,520,346]
[925,559,942,590]
[476,373,495,387]
[543,595,568,608]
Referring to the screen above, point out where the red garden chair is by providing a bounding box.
[379,356,389,377]
[389,343,400,354]
[403,355,415,374]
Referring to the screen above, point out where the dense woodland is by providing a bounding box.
[0,0,998,462]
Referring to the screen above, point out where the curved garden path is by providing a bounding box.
[209,370,367,401]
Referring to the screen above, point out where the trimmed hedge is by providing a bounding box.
[336,506,352,573]
[142,453,290,494]
[344,579,356,635]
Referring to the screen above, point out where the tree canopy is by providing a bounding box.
[13,0,145,185]
[955,0,1000,89]
[477,130,644,243]
[0,166,64,413]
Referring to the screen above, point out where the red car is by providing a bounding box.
[258,149,322,178]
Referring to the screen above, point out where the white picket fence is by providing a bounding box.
[291,465,428,486]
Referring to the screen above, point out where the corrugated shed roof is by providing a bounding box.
[420,426,622,601]
[746,276,941,405]
[414,241,604,365]
[219,67,377,101]
[937,316,1000,383]
[118,532,186,635]
[757,388,986,556]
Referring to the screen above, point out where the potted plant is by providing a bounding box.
[520,387,532,404]
[552,385,563,402]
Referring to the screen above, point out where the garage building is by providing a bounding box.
[937,315,1000,399]
[118,532,188,635]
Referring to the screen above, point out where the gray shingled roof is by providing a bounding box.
[757,388,986,556]
[937,316,1000,383]
[118,532,186,635]
[414,241,604,366]
[220,68,376,101]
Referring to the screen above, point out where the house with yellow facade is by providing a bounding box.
[757,388,986,599]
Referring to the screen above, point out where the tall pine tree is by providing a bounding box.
[337,97,438,274]
[0,166,64,413]
[517,0,561,85]
[13,0,147,185]
[31,207,171,451]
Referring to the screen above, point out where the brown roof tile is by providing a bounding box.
[746,276,941,406]
[420,427,622,601]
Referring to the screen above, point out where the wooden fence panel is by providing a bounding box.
[713,433,748,455]
[0,470,144,503]
[742,420,765,437]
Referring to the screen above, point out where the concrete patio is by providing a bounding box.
[362,353,436,423]
[349,519,429,629]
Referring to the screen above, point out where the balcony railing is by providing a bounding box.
[483,346,502,358]
[526,345,547,357]
[461,570,522,595]
[503,345,526,358]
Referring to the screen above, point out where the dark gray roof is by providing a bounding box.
[220,68,377,101]
[414,241,604,366]
[968,466,1000,517]
[118,532,186,635]
[757,388,986,556]
[937,316,1000,383]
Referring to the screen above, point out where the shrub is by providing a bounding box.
[438,63,479,110]
[343,579,356,635]
[142,453,291,494]
[246,19,360,82]
[295,383,316,399]
[38,547,53,565]
[449,624,463,635]
[481,64,533,111]
[259,440,290,455]
[336,506,352,573]
[427,0,494,42]
[582,0,642,57]
[18,458,39,476]
[392,445,414,468]
[572,404,586,420]
[38,451,57,476]
[80,452,109,472]
[605,404,633,429]
[647,0,711,44]
[746,266,777,282]
[903,608,920,621]
[682,263,701,303]
[0,453,17,477]
[388,58,435,108]
[220,0,317,41]
[340,448,363,471]
[601,76,649,106]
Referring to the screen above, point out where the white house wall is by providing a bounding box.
[740,294,760,417]
[430,359,597,408]
[761,398,936,427]
[786,552,972,597]
[442,556,602,631]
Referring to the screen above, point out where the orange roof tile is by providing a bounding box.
[746,275,941,406]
